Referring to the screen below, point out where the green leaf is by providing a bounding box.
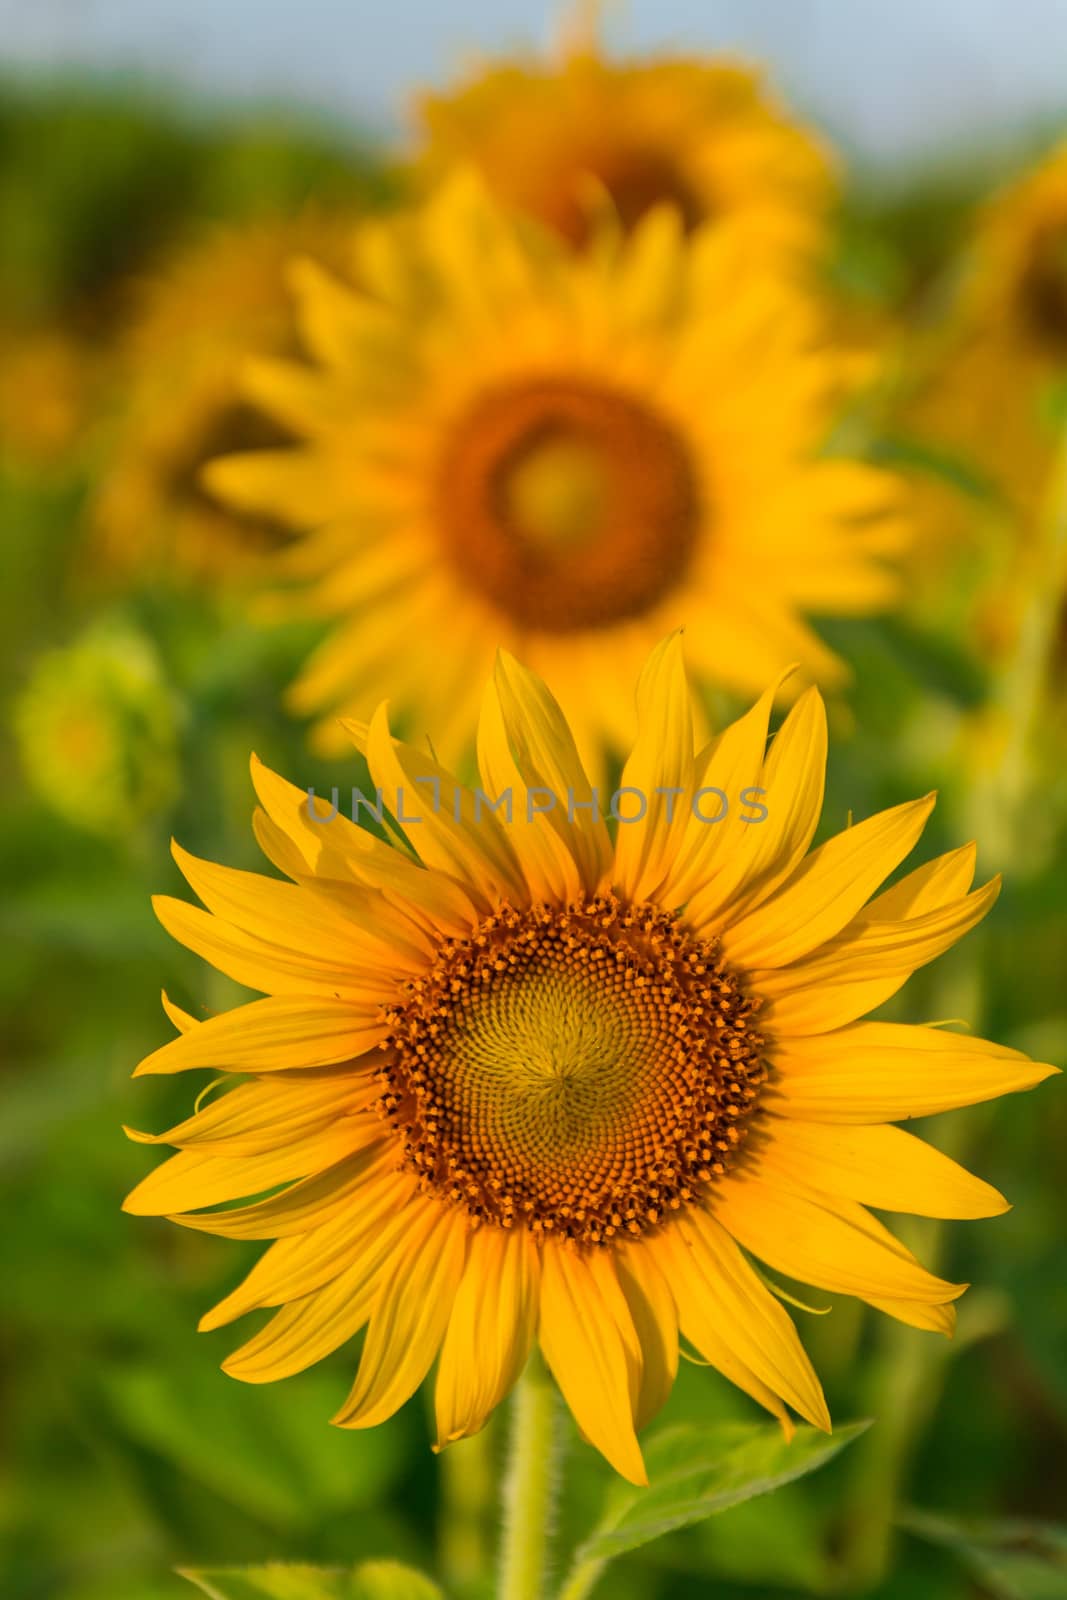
[574,1419,871,1566]
[901,1509,1067,1599]
[178,1567,342,1600]
[351,1564,446,1600]
[178,1559,445,1600]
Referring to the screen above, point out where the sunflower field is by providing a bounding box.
[2,13,1066,1600]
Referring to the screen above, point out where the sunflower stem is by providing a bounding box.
[498,1354,561,1600]
[555,1551,607,1600]
[440,1422,496,1596]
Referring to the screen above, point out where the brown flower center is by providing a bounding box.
[545,148,706,245]
[434,379,701,632]
[378,896,765,1246]
[1020,225,1067,348]
[173,399,297,552]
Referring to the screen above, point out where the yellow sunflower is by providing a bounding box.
[92,212,356,582]
[124,637,1054,1483]
[411,24,835,252]
[903,141,1067,540]
[960,139,1067,373]
[204,175,905,763]
[15,620,181,837]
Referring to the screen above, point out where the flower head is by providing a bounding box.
[205,175,905,762]
[412,30,835,253]
[124,638,1055,1483]
[15,620,181,836]
[92,213,355,582]
[902,141,1067,544]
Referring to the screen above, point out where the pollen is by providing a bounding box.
[379,895,765,1246]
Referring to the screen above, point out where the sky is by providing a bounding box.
[4,0,1067,171]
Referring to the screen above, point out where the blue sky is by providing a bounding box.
[5,0,1067,169]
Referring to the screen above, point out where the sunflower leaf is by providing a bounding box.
[567,1418,871,1575]
[900,1509,1067,1599]
[177,1560,445,1600]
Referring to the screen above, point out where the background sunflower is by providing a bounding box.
[205,174,904,766]
[412,30,836,254]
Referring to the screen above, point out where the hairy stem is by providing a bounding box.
[439,1423,495,1597]
[498,1356,561,1600]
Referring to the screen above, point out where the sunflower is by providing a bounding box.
[124,637,1055,1483]
[92,213,356,582]
[411,24,835,253]
[15,620,181,836]
[902,141,1067,541]
[204,175,905,763]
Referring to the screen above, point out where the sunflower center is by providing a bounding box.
[505,433,611,551]
[1021,226,1067,347]
[590,147,705,237]
[379,896,765,1246]
[172,399,297,551]
[545,148,705,245]
[435,379,701,632]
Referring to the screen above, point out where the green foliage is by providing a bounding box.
[574,1420,871,1566]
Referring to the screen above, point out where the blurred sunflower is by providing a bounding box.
[903,141,1067,538]
[14,620,181,836]
[412,22,835,252]
[124,638,1055,1483]
[92,213,356,582]
[205,175,905,762]
[961,140,1067,373]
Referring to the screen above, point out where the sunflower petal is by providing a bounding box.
[721,794,936,968]
[171,1145,390,1238]
[221,1203,415,1384]
[654,1212,830,1431]
[477,672,583,904]
[250,754,479,936]
[125,1074,375,1152]
[757,878,1001,1034]
[365,702,526,903]
[152,896,394,1003]
[860,841,977,921]
[539,1241,647,1485]
[202,1165,418,1331]
[688,687,827,933]
[171,840,426,973]
[434,1225,541,1446]
[123,1120,365,1215]
[615,1243,679,1431]
[161,990,199,1033]
[492,651,613,895]
[614,632,696,904]
[134,995,386,1077]
[767,1022,1058,1122]
[663,674,783,908]
[333,1204,469,1429]
[758,1121,1008,1218]
[713,1168,966,1307]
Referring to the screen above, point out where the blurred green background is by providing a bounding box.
[1,55,1066,1600]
